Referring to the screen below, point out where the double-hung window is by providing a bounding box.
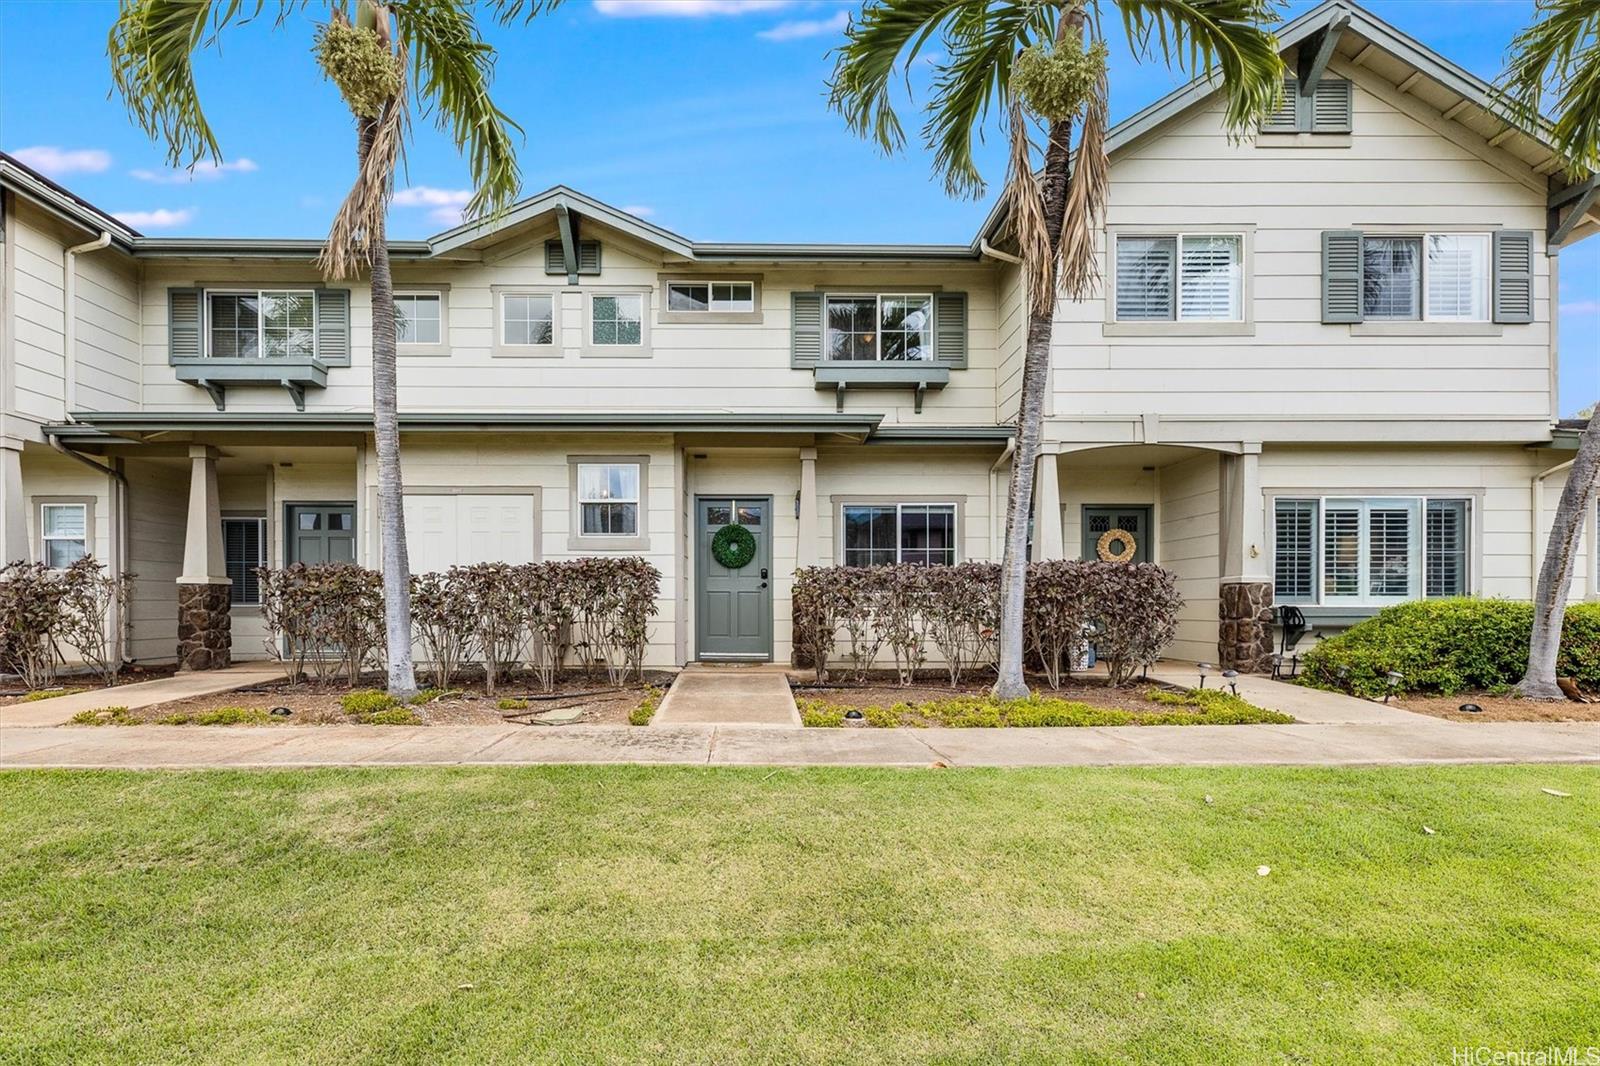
[842,503,956,567]
[825,294,933,361]
[222,517,267,606]
[667,281,754,313]
[1362,233,1490,321]
[208,290,315,358]
[1274,496,1471,606]
[395,292,443,345]
[1114,234,1243,321]
[577,462,640,536]
[40,503,88,568]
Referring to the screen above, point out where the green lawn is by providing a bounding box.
[2,766,1597,1064]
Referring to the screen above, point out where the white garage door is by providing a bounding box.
[404,494,537,572]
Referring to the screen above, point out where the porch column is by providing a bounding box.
[1030,453,1063,561]
[797,447,818,567]
[1,442,26,564]
[1218,443,1273,673]
[176,444,231,671]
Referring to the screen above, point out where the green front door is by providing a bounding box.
[696,496,772,660]
[1082,506,1152,563]
[286,504,356,565]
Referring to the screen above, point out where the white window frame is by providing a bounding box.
[394,288,448,355]
[493,288,558,356]
[567,455,651,551]
[1361,232,1492,323]
[1110,232,1246,324]
[823,292,935,363]
[1271,495,1474,607]
[582,289,651,356]
[665,281,755,314]
[38,501,90,570]
[222,516,268,607]
[838,500,960,567]
[204,288,319,360]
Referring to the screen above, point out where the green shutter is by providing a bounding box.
[791,291,823,368]
[1321,230,1364,323]
[544,239,601,275]
[543,240,565,274]
[933,291,968,368]
[1261,76,1299,133]
[168,287,203,362]
[1493,229,1534,324]
[316,289,351,365]
[1311,78,1353,133]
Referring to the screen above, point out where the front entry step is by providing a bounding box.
[650,665,801,727]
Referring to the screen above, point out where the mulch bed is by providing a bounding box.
[72,670,672,728]
[792,672,1187,715]
[1397,692,1600,723]
[0,663,181,707]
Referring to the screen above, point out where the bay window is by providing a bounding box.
[825,294,932,361]
[1114,233,1243,321]
[842,503,956,567]
[1274,496,1471,606]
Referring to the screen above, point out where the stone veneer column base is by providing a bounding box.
[177,582,232,671]
[1218,581,1274,673]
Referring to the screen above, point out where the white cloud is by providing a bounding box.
[1560,299,1600,316]
[595,0,790,17]
[11,145,111,177]
[393,186,472,208]
[130,158,258,183]
[757,9,847,40]
[428,205,467,226]
[620,204,656,217]
[112,207,195,229]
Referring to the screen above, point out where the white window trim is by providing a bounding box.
[1358,231,1493,324]
[222,515,268,607]
[394,287,450,357]
[582,289,652,358]
[1103,225,1255,336]
[659,278,762,325]
[833,498,962,567]
[35,498,93,570]
[567,454,650,551]
[821,292,936,364]
[204,288,320,360]
[490,285,560,358]
[1269,493,1477,608]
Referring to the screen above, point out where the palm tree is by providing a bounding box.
[830,0,1283,698]
[1499,0,1600,699]
[108,0,554,698]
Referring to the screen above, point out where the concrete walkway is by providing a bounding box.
[651,664,801,727]
[1145,664,1435,725]
[0,663,282,728]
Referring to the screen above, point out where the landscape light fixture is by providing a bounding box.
[1221,669,1239,696]
[1384,671,1404,703]
[1197,663,1213,689]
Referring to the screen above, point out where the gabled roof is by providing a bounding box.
[0,151,141,248]
[978,0,1598,247]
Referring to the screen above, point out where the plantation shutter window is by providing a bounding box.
[1492,229,1535,323]
[40,503,88,569]
[1273,500,1318,603]
[204,289,337,360]
[1362,237,1422,320]
[1425,235,1490,321]
[1323,504,1361,599]
[1114,237,1175,320]
[577,463,640,536]
[1179,235,1242,320]
[1425,500,1470,598]
[1367,504,1417,599]
[222,517,267,606]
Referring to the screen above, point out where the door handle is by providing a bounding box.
[760,582,768,589]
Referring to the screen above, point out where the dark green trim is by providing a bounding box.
[60,410,889,436]
[814,364,950,415]
[555,203,579,285]
[1296,10,1349,94]
[865,426,1015,445]
[170,357,328,412]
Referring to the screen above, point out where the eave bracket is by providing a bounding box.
[1298,9,1351,95]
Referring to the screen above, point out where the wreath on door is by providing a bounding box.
[1096,528,1138,563]
[712,524,757,569]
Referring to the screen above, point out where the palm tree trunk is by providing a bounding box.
[1517,411,1600,699]
[360,119,418,700]
[992,107,1076,701]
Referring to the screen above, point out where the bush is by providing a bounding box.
[1301,598,1600,698]
[364,706,422,726]
[630,684,663,726]
[68,706,134,726]
[258,563,385,686]
[155,706,270,726]
[341,690,399,716]
[0,559,134,690]
[796,688,1290,728]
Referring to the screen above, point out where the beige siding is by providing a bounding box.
[995,261,1026,422]
[1158,453,1221,662]
[1051,60,1554,443]
[9,205,67,423]
[124,458,185,662]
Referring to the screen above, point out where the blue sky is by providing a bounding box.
[0,0,1594,414]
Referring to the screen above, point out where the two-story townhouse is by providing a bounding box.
[1,0,1594,676]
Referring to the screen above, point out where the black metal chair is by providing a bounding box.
[1270,606,1311,680]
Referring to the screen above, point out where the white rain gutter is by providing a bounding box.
[63,229,112,415]
[978,239,1023,265]
[1530,457,1575,595]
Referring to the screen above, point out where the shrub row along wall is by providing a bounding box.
[259,558,660,691]
[1302,598,1600,697]
[793,560,1182,687]
[0,559,132,690]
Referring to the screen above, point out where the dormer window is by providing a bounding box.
[825,293,932,362]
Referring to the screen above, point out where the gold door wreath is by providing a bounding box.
[1096,528,1137,563]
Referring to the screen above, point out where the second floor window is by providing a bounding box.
[1363,233,1489,321]
[209,291,314,358]
[667,281,754,312]
[395,292,442,345]
[592,294,644,346]
[1114,234,1243,321]
[502,293,554,346]
[826,294,932,361]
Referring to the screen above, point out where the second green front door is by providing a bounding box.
[696,497,771,660]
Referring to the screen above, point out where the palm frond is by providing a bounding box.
[998,103,1053,313]
[1116,0,1285,137]
[319,25,409,280]
[1057,71,1108,300]
[482,0,564,25]
[391,0,523,220]
[107,0,267,168]
[1499,0,1600,175]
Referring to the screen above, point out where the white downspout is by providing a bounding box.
[978,239,1023,265]
[989,436,1016,558]
[63,229,112,417]
[1531,457,1575,596]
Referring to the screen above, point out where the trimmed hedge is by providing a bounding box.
[1300,598,1600,698]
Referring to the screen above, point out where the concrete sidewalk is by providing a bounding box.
[5,718,1598,769]
[0,663,282,728]
[651,664,801,727]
